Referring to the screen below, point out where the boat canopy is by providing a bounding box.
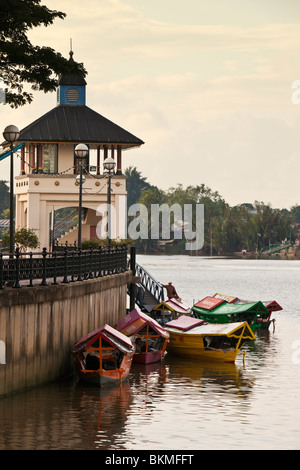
[165,316,256,340]
[116,309,169,339]
[193,296,225,310]
[192,300,269,319]
[213,301,269,315]
[213,293,282,312]
[72,324,134,355]
[263,301,282,312]
[165,316,205,331]
[213,293,238,303]
[152,298,191,314]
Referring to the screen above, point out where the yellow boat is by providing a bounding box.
[164,315,256,363]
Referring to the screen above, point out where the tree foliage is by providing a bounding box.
[2,227,39,251]
[0,181,10,215]
[0,0,86,107]
[124,166,153,207]
[123,169,297,255]
[81,237,132,249]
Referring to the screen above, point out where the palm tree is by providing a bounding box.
[124,166,152,207]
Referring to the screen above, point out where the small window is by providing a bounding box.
[43,144,58,174]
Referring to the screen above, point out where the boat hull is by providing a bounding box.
[74,352,134,386]
[167,332,239,363]
[133,351,164,364]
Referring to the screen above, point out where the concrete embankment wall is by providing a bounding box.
[0,271,132,397]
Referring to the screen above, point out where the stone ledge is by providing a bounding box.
[0,270,133,307]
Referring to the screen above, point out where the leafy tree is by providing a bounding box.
[0,181,10,215]
[124,166,153,207]
[2,227,39,251]
[130,186,167,253]
[81,237,132,249]
[123,174,296,255]
[290,205,300,223]
[0,0,86,107]
[1,208,10,219]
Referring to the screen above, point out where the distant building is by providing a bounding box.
[4,51,144,250]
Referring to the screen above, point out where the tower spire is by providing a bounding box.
[69,39,74,61]
[57,48,86,105]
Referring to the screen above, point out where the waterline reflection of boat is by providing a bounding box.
[164,315,256,363]
[116,309,169,364]
[72,324,135,386]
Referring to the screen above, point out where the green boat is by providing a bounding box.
[191,297,271,332]
[212,294,282,330]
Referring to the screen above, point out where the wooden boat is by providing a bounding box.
[116,309,169,364]
[213,293,282,330]
[72,324,135,386]
[164,315,256,363]
[150,298,191,326]
[192,296,271,332]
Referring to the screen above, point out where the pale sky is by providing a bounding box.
[2,0,300,209]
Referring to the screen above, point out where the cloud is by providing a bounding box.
[3,0,300,210]
[31,1,300,60]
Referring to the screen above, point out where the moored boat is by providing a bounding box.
[164,315,256,363]
[72,324,135,386]
[150,298,191,325]
[213,293,282,330]
[116,309,169,364]
[192,296,271,332]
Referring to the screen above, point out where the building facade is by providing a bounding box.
[11,51,144,250]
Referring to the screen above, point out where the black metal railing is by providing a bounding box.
[0,245,129,289]
[52,208,88,244]
[127,256,164,306]
[135,262,165,304]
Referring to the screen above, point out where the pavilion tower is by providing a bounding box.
[7,51,144,250]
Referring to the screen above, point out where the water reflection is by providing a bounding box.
[0,257,299,450]
[0,355,256,450]
[73,381,133,449]
[244,329,280,370]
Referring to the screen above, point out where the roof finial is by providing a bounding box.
[69,38,74,61]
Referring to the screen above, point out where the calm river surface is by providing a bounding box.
[0,255,299,451]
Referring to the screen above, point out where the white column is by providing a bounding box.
[26,193,40,251]
[39,201,48,249]
[115,194,127,239]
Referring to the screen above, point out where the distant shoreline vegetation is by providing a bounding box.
[0,169,299,256]
[125,167,300,256]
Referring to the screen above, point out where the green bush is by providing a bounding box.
[81,238,132,250]
[2,227,39,252]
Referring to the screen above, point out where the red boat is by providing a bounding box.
[116,309,169,364]
[72,324,135,386]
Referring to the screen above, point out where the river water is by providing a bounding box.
[0,255,299,451]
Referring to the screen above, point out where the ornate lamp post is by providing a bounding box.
[103,156,116,249]
[3,125,20,255]
[74,144,88,249]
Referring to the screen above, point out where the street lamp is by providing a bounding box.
[103,156,116,249]
[74,144,88,249]
[3,125,20,255]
